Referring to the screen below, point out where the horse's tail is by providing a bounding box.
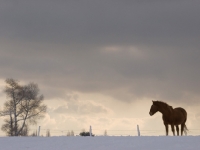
[184,125,188,136]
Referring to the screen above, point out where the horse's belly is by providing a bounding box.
[163,115,185,125]
[169,114,185,125]
[168,120,183,125]
[174,120,183,125]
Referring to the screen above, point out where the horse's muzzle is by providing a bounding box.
[149,112,153,116]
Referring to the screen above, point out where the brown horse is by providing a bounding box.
[149,100,188,136]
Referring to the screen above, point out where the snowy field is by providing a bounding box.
[1,136,200,150]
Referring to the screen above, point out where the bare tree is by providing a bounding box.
[0,79,47,136]
[20,124,29,136]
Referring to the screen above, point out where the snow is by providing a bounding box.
[1,136,200,150]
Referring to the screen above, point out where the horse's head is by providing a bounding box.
[149,100,158,116]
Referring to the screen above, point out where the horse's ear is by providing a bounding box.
[152,100,155,103]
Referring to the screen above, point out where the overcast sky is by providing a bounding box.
[0,0,200,136]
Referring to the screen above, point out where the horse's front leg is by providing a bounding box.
[164,124,168,136]
[171,124,175,136]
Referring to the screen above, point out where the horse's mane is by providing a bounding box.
[153,101,173,109]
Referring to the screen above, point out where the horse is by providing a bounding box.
[149,100,188,136]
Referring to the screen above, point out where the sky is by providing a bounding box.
[0,0,200,136]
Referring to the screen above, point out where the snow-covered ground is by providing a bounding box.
[1,136,200,150]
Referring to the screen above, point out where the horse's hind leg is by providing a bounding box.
[164,124,169,136]
[181,123,185,136]
[176,125,179,136]
[171,125,175,136]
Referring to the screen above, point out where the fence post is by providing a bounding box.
[90,125,92,136]
[38,126,41,137]
[137,125,140,136]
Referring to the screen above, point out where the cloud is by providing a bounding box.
[53,100,110,116]
[1,40,200,104]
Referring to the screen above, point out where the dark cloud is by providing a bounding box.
[0,1,200,104]
[1,0,200,45]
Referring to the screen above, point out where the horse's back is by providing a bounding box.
[174,107,187,115]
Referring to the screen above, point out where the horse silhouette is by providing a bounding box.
[149,100,188,136]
